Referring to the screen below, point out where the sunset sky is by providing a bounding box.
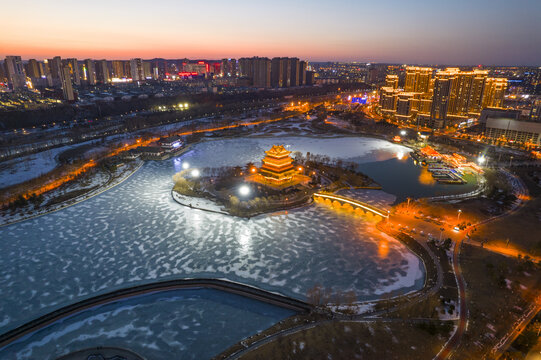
[2,0,540,65]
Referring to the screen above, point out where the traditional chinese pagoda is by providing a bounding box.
[259,145,297,186]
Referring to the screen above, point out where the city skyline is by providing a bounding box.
[2,0,541,66]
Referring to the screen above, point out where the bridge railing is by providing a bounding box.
[313,192,388,218]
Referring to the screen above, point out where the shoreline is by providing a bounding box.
[0,160,144,228]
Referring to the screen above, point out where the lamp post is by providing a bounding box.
[457,209,462,221]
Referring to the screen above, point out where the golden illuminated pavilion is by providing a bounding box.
[259,145,297,185]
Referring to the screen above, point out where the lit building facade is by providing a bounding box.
[404,66,433,93]
[381,66,509,129]
[259,145,297,185]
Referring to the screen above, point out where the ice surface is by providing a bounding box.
[0,288,294,359]
[0,136,424,339]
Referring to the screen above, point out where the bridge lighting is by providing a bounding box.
[239,185,250,196]
[190,169,200,178]
[182,162,190,169]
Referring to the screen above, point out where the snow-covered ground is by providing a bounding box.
[0,161,142,226]
[172,191,226,214]
[0,139,105,189]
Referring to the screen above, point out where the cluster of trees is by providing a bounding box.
[1,193,44,211]
[416,321,454,336]
[228,190,309,216]
[172,172,200,196]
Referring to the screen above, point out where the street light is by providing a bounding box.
[190,169,200,178]
[457,209,462,221]
[182,162,190,170]
[400,130,407,136]
[478,155,486,165]
[239,184,250,197]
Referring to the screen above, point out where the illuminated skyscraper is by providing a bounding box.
[430,70,454,127]
[482,77,508,108]
[385,74,399,89]
[4,56,26,90]
[445,68,488,116]
[404,67,433,93]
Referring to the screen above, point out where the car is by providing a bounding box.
[453,226,460,232]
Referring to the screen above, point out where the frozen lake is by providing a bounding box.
[0,136,430,357]
[1,288,294,359]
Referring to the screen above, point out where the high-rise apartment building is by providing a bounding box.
[429,70,454,127]
[482,77,508,108]
[95,60,110,84]
[385,74,399,89]
[384,67,508,129]
[130,58,144,81]
[290,58,300,87]
[281,57,291,88]
[404,66,433,93]
[239,57,271,87]
[64,58,81,85]
[143,62,152,79]
[47,56,63,86]
[299,61,307,86]
[0,62,7,83]
[221,58,237,77]
[4,56,27,90]
[112,60,127,78]
[25,59,41,79]
[60,65,75,101]
[271,58,284,87]
[83,59,96,85]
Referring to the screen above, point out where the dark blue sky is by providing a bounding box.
[1,0,540,65]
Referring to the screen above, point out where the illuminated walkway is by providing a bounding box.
[313,192,389,219]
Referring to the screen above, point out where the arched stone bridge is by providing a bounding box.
[313,193,389,220]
